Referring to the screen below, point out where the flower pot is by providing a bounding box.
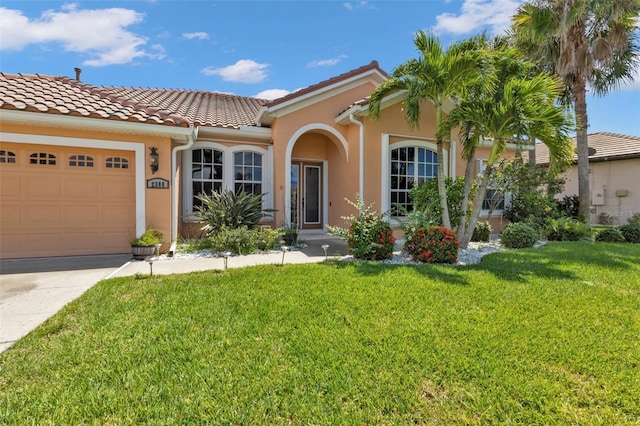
[131,245,156,260]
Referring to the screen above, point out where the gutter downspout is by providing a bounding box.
[349,113,364,202]
[169,126,198,255]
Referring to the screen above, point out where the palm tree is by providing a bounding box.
[512,0,640,222]
[369,30,481,229]
[443,48,575,248]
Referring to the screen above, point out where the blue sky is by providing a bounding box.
[1,0,638,136]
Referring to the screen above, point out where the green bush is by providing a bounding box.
[471,221,492,242]
[409,177,472,228]
[619,223,640,243]
[628,212,640,224]
[598,212,615,225]
[545,217,592,241]
[130,228,162,246]
[195,189,264,235]
[595,228,625,243]
[556,194,580,220]
[328,196,395,261]
[256,227,283,251]
[208,226,258,255]
[404,226,459,264]
[503,191,558,232]
[500,222,538,249]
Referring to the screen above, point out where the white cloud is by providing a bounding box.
[254,89,291,100]
[307,54,348,68]
[183,32,209,40]
[201,59,270,83]
[432,0,522,36]
[344,1,375,11]
[0,5,162,66]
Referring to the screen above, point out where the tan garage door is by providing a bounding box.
[0,142,136,259]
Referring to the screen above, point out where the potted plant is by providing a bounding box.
[130,228,163,260]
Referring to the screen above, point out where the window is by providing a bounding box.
[234,151,262,195]
[478,159,508,215]
[0,150,16,164]
[390,146,437,213]
[184,144,270,217]
[106,157,129,169]
[69,154,94,167]
[30,152,56,165]
[192,148,223,208]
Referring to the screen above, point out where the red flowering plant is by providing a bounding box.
[404,226,459,264]
[328,196,396,261]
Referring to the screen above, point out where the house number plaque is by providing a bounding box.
[147,178,169,189]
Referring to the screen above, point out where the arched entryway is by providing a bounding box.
[285,124,349,231]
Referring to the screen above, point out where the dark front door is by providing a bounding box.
[291,161,322,229]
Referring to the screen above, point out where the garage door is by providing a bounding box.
[0,142,136,259]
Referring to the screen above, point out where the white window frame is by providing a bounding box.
[381,135,447,224]
[182,142,273,221]
[477,159,510,217]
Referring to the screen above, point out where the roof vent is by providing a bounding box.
[74,67,82,81]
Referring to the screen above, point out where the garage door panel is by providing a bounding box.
[26,176,62,197]
[24,204,61,224]
[0,142,136,258]
[63,177,99,197]
[65,205,100,223]
[0,175,20,197]
[0,204,21,226]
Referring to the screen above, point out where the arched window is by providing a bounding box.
[106,157,129,169]
[390,146,437,213]
[69,154,94,167]
[0,150,16,164]
[30,152,56,165]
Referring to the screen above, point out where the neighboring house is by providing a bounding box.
[1,62,514,259]
[530,132,640,224]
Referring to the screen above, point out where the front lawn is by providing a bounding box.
[1,242,639,424]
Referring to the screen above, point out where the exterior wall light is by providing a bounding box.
[149,147,159,174]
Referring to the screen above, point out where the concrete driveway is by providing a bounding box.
[0,254,131,353]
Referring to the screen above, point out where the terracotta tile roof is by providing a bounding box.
[0,73,191,127]
[105,87,267,128]
[265,60,387,108]
[530,132,640,164]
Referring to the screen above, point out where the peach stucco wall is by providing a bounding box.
[1,121,174,247]
[560,158,640,224]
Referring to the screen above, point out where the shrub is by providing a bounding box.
[619,223,640,243]
[598,212,615,225]
[256,227,283,251]
[404,226,459,264]
[328,196,395,261]
[628,212,640,224]
[130,228,162,246]
[500,222,538,249]
[595,228,625,243]
[503,191,559,232]
[409,177,473,228]
[195,189,264,235]
[471,221,492,242]
[556,194,580,220]
[208,226,258,255]
[545,217,592,241]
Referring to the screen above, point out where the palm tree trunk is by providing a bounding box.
[574,75,590,223]
[436,107,451,229]
[457,144,477,249]
[461,162,493,248]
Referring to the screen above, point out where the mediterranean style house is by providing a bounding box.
[531,132,640,225]
[1,61,513,259]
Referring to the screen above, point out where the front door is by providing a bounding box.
[291,161,322,230]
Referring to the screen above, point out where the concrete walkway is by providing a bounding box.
[0,234,347,353]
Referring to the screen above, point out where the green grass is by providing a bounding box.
[1,242,639,424]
